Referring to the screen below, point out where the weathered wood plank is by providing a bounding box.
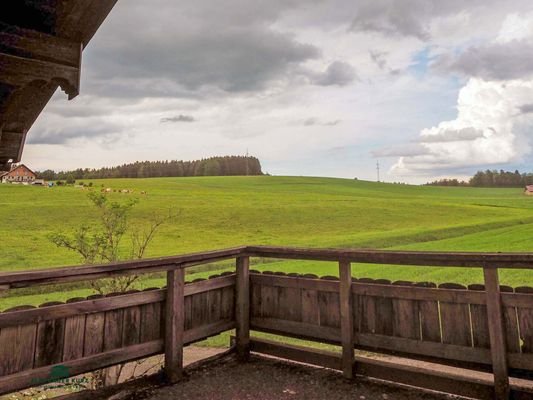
[0,247,244,289]
[251,317,340,343]
[415,282,441,342]
[250,337,341,370]
[247,246,533,268]
[392,281,420,340]
[0,289,165,328]
[501,286,521,354]
[122,303,142,347]
[339,261,354,378]
[103,295,124,352]
[165,269,185,382]
[278,273,302,322]
[318,276,341,329]
[63,298,86,362]
[139,289,162,343]
[0,340,163,396]
[354,332,491,365]
[251,273,338,293]
[236,256,250,360]
[34,302,66,367]
[249,338,533,400]
[516,286,533,354]
[83,295,105,357]
[220,273,235,321]
[0,306,37,375]
[483,268,509,400]
[439,283,472,347]
[469,284,491,349]
[301,274,320,325]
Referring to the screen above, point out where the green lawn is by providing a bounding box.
[1,176,533,309]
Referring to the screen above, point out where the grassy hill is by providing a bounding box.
[1,175,533,308]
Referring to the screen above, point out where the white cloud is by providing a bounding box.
[391,78,533,175]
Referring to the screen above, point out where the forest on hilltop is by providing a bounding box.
[426,169,533,187]
[37,156,262,180]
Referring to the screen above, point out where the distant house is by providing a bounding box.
[525,185,533,196]
[0,164,36,184]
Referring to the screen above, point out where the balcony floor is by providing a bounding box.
[133,354,454,400]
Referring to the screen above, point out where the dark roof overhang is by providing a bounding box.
[0,0,118,170]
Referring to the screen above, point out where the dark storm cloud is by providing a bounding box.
[84,0,322,98]
[27,123,122,145]
[433,40,533,80]
[313,61,357,86]
[161,115,196,123]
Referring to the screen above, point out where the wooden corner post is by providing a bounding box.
[236,256,250,360]
[339,260,354,379]
[483,267,509,400]
[165,267,185,383]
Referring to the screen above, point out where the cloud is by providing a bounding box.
[27,122,123,145]
[434,40,533,81]
[313,61,357,86]
[390,78,533,175]
[302,118,341,126]
[161,115,196,123]
[84,0,324,98]
[369,50,388,70]
[373,143,430,157]
[419,127,485,143]
[518,103,533,114]
[348,0,495,41]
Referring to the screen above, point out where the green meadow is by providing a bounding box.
[2,175,533,310]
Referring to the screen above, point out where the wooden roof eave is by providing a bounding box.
[0,0,119,169]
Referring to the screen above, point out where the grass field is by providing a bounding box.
[2,175,533,310]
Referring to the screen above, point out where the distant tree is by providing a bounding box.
[66,174,75,185]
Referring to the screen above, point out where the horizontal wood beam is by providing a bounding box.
[0,340,164,396]
[0,247,245,288]
[247,245,533,268]
[0,275,236,328]
[0,52,80,99]
[0,26,81,68]
[249,338,533,400]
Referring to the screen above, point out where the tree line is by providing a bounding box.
[37,156,263,180]
[426,169,533,187]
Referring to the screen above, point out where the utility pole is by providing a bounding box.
[376,161,380,182]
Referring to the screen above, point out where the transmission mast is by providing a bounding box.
[376,161,380,182]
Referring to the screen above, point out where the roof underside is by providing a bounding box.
[0,0,118,170]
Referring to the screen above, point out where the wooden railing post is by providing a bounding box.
[165,267,185,382]
[483,267,509,400]
[236,256,250,360]
[339,260,354,379]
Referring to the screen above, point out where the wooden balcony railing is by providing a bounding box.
[2,246,533,400]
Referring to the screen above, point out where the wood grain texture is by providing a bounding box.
[339,261,354,378]
[483,268,509,400]
[439,283,472,347]
[165,269,185,382]
[236,256,250,360]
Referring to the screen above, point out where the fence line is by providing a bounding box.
[2,245,533,399]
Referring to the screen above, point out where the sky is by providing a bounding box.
[22,0,533,183]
